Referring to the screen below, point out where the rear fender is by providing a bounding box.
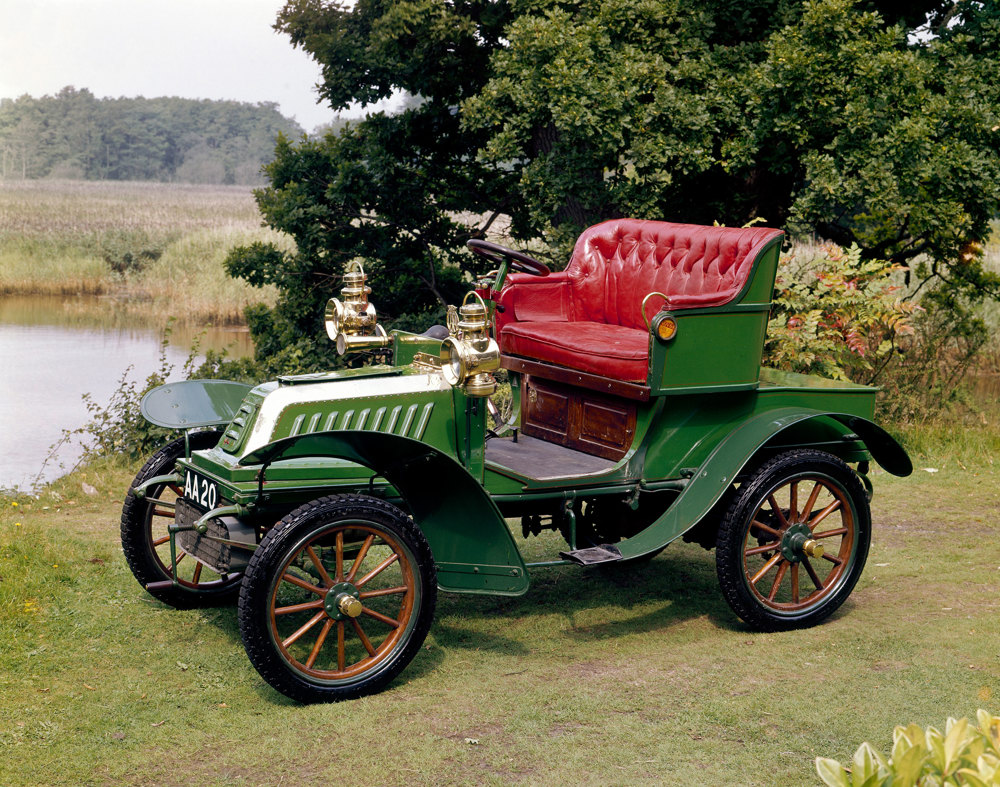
[614,408,911,561]
[240,431,529,596]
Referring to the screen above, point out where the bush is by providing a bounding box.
[816,710,1000,787]
[764,243,919,384]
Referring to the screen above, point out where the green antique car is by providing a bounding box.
[121,219,912,703]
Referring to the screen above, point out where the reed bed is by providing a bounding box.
[0,180,282,322]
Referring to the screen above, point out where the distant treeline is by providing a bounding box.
[0,87,304,184]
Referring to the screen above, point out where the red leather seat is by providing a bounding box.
[494,219,784,383]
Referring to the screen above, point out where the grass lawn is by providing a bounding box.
[1,449,998,786]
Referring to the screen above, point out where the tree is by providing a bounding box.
[227,0,1000,361]
[0,91,303,184]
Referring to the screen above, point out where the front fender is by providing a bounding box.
[240,431,529,596]
[613,408,911,562]
[141,379,252,429]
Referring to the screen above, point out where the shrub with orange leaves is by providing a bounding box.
[765,243,921,384]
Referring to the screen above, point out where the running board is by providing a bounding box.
[559,544,623,565]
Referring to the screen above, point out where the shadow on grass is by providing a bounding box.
[138,543,749,705]
[435,543,743,641]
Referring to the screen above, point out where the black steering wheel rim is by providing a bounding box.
[467,239,550,277]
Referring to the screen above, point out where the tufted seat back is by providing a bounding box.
[565,219,784,327]
[493,218,784,386]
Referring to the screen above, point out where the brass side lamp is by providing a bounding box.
[440,292,500,397]
[324,261,389,355]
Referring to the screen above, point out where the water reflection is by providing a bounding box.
[0,295,255,490]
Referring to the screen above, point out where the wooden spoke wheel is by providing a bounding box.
[715,450,871,631]
[238,495,436,703]
[120,432,242,608]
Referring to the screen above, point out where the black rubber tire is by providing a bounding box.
[715,449,871,631]
[120,431,242,608]
[238,494,437,703]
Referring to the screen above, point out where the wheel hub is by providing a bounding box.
[324,582,362,620]
[780,522,824,563]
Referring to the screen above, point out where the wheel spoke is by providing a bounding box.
[359,585,408,599]
[335,532,344,582]
[306,545,334,588]
[281,571,327,596]
[153,535,170,547]
[351,618,376,656]
[282,611,326,648]
[192,562,203,584]
[791,563,800,603]
[801,482,822,519]
[361,606,400,628]
[345,535,375,582]
[822,552,844,566]
[751,519,781,538]
[152,509,175,518]
[305,619,334,669]
[168,483,183,496]
[813,527,848,539]
[749,552,783,585]
[803,557,824,590]
[745,541,781,557]
[809,499,842,530]
[274,599,325,616]
[337,621,346,671]
[356,553,399,589]
[767,495,788,527]
[789,481,799,523]
[767,560,789,601]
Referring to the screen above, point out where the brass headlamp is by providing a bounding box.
[325,261,389,355]
[439,292,500,397]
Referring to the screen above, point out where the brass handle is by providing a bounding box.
[641,292,670,332]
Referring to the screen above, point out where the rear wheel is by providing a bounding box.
[715,450,870,631]
[238,494,436,703]
[120,432,242,608]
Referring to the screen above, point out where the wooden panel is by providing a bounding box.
[501,355,651,401]
[525,383,570,443]
[521,376,636,461]
[577,400,634,455]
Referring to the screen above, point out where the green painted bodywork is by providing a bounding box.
[143,232,912,596]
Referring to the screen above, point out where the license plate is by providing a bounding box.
[183,468,219,511]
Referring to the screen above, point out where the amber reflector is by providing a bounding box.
[657,317,678,341]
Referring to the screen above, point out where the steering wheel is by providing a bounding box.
[467,239,550,277]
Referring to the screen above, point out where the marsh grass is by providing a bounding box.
[0,180,283,323]
[1,429,998,786]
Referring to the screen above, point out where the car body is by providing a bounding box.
[122,219,911,702]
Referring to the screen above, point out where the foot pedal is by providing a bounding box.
[560,544,623,565]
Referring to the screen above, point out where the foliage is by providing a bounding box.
[872,284,989,423]
[764,243,920,383]
[71,328,195,460]
[0,87,302,184]
[98,229,168,277]
[229,0,1000,359]
[816,710,1000,787]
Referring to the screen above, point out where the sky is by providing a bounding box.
[0,0,392,133]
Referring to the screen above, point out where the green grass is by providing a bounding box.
[2,434,999,786]
[0,180,284,324]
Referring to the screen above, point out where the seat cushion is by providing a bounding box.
[500,321,649,383]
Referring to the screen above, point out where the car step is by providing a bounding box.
[559,544,623,565]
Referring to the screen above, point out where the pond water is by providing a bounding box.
[0,295,254,491]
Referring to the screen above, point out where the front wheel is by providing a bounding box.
[120,431,242,608]
[715,450,871,631]
[238,495,437,703]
